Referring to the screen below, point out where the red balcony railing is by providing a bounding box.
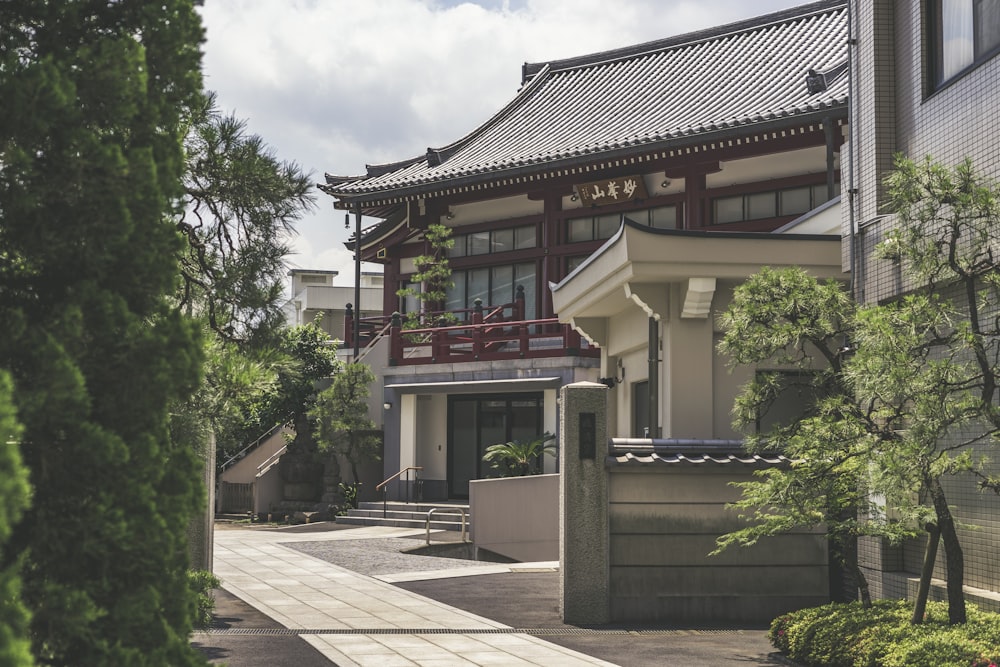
[386,313,596,366]
[344,287,598,366]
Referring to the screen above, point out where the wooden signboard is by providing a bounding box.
[575,175,648,206]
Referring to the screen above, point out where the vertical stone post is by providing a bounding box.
[560,381,610,624]
[189,430,216,572]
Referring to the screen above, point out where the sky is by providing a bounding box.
[198,0,808,287]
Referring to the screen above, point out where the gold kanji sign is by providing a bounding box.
[575,175,648,206]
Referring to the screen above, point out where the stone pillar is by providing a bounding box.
[560,381,610,624]
[189,430,215,572]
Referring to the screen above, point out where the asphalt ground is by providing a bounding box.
[193,522,790,666]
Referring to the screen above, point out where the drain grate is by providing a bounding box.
[199,626,749,637]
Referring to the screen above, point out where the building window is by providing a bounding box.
[635,205,680,230]
[712,183,837,225]
[931,0,1000,87]
[567,213,620,243]
[447,262,536,319]
[451,224,536,257]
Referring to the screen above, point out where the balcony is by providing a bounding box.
[344,287,599,366]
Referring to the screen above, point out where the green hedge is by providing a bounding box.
[770,600,1000,667]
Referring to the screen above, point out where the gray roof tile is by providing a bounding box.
[323,1,847,201]
[607,439,791,467]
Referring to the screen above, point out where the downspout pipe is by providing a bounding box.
[648,317,659,439]
[847,0,859,302]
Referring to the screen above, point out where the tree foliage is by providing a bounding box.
[482,433,556,477]
[178,92,314,345]
[0,1,209,663]
[396,223,458,327]
[715,267,893,606]
[717,156,1000,626]
[0,372,32,667]
[310,363,381,485]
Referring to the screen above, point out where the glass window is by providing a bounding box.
[780,187,812,216]
[445,275,465,313]
[596,214,620,239]
[492,228,513,253]
[400,281,420,315]
[467,267,489,306]
[567,217,592,243]
[747,192,776,220]
[491,265,513,307]
[515,225,536,249]
[566,256,589,274]
[450,234,467,258]
[648,205,678,229]
[449,262,536,317]
[468,231,490,255]
[933,0,1000,86]
[514,263,537,319]
[976,0,1000,58]
[714,196,744,224]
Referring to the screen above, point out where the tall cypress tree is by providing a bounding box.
[0,2,208,664]
[0,371,31,667]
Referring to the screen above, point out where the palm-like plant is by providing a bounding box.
[482,432,556,477]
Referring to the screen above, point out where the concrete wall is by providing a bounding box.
[469,474,558,562]
[219,427,290,486]
[559,380,829,626]
[608,468,828,624]
[253,463,285,516]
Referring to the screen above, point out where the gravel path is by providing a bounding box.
[281,537,494,577]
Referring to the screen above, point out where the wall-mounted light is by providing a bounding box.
[570,193,579,202]
[383,402,392,410]
[599,360,626,388]
[445,210,455,220]
[660,179,671,189]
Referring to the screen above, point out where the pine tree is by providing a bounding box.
[0,1,209,663]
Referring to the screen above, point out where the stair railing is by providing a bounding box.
[219,416,293,473]
[375,466,423,518]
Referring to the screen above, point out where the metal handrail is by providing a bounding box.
[219,417,292,472]
[375,466,422,518]
[426,507,468,544]
[255,444,287,478]
[375,466,423,492]
[354,320,393,364]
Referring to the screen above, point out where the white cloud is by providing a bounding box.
[199,0,806,275]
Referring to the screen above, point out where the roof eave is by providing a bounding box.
[323,103,848,209]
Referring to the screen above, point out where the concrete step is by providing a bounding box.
[337,502,470,532]
[356,501,470,514]
[334,515,467,531]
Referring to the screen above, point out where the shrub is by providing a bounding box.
[771,600,1000,667]
[188,570,222,630]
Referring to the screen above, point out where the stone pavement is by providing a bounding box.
[195,523,786,666]
[205,524,615,666]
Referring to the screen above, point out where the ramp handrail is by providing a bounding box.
[426,507,468,544]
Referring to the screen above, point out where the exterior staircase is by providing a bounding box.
[335,501,470,533]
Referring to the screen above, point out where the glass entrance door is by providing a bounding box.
[447,393,543,498]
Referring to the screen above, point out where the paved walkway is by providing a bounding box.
[212,525,615,666]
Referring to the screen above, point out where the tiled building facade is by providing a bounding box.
[847,0,1000,607]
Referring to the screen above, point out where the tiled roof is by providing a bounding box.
[322,1,847,204]
[607,439,791,467]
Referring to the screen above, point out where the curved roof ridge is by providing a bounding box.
[426,63,552,166]
[522,0,846,83]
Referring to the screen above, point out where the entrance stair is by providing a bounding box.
[335,501,470,532]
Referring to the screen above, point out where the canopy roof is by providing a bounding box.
[321,0,848,212]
